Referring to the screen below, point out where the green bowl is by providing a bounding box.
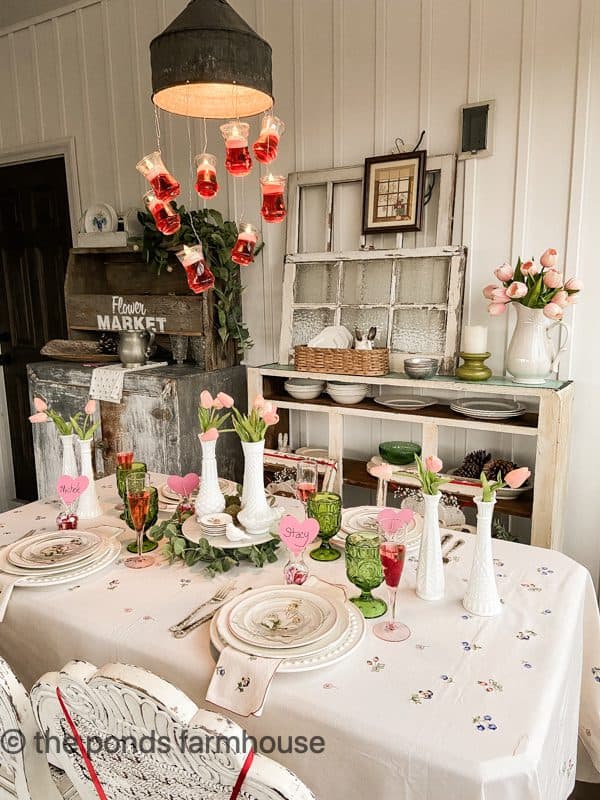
[378,441,422,466]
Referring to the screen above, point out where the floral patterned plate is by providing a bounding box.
[228,588,337,649]
[7,531,103,570]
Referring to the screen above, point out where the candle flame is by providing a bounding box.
[183,244,193,256]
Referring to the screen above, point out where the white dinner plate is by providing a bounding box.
[334,506,423,550]
[8,531,102,570]
[180,516,274,548]
[0,539,121,587]
[84,203,118,233]
[228,588,337,649]
[0,537,115,578]
[211,601,365,674]
[450,398,526,419]
[374,396,438,410]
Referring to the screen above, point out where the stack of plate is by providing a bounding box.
[199,513,231,537]
[374,395,438,410]
[333,505,423,551]
[210,582,365,672]
[450,398,526,420]
[0,530,120,589]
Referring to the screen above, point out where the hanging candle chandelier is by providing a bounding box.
[137,0,286,292]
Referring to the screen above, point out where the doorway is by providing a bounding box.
[0,157,72,501]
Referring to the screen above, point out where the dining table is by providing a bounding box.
[0,474,599,800]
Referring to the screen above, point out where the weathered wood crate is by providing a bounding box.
[28,362,247,498]
[65,247,238,371]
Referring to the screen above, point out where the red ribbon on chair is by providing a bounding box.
[56,685,254,800]
[56,687,108,800]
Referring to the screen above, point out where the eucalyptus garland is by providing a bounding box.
[137,205,262,354]
[147,512,280,576]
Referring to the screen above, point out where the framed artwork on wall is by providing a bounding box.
[362,150,427,235]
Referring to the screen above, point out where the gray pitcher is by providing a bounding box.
[118,329,156,368]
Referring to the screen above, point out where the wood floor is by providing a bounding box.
[568,782,599,799]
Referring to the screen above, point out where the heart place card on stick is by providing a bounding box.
[57,475,89,507]
[377,507,415,537]
[167,473,200,498]
[279,515,320,586]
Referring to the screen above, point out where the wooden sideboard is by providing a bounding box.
[248,364,574,551]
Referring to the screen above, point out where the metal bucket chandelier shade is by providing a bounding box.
[150,0,273,119]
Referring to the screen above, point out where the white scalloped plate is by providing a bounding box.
[0,539,121,586]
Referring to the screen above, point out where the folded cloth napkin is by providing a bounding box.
[206,646,283,717]
[89,362,168,404]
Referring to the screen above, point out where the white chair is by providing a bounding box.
[31,661,316,800]
[0,656,78,800]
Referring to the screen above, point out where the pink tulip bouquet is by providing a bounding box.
[69,399,99,440]
[231,395,280,443]
[480,467,531,502]
[483,248,583,320]
[29,396,98,439]
[198,390,235,442]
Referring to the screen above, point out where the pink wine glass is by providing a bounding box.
[373,537,411,642]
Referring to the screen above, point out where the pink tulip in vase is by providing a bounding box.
[485,249,583,384]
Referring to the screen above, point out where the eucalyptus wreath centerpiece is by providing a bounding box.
[137,205,261,354]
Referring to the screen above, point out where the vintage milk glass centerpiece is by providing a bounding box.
[253,114,285,163]
[260,174,287,223]
[195,390,235,518]
[143,190,181,235]
[194,153,219,199]
[136,151,180,201]
[220,121,253,176]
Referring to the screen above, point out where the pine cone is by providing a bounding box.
[483,458,518,481]
[98,332,119,355]
[454,450,491,479]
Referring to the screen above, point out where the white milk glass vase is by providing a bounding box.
[195,435,226,518]
[237,439,277,535]
[416,493,445,601]
[60,434,78,478]
[77,438,102,519]
[463,496,502,616]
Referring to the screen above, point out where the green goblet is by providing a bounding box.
[345,531,387,618]
[116,461,147,504]
[122,485,159,553]
[307,492,342,561]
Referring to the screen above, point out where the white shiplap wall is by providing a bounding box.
[0,0,598,584]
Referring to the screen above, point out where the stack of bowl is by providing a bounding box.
[326,381,369,405]
[403,357,439,380]
[284,378,325,400]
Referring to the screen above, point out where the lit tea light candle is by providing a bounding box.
[462,325,488,354]
[231,222,259,266]
[220,121,252,176]
[143,190,181,236]
[253,114,285,164]
[136,151,180,201]
[194,153,219,199]
[260,174,287,223]
[176,243,215,294]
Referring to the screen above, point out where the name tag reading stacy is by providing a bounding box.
[278,516,320,555]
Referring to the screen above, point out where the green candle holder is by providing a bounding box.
[455,352,492,382]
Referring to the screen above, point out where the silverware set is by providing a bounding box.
[170,582,251,638]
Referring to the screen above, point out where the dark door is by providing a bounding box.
[0,157,72,501]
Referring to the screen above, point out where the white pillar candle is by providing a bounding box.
[462,325,488,353]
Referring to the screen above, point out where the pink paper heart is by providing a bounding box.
[377,507,415,535]
[181,473,199,495]
[57,475,89,505]
[167,475,186,496]
[278,515,320,555]
[168,473,200,497]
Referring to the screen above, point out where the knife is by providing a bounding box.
[171,587,252,638]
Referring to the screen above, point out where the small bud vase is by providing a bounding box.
[237,439,279,535]
[463,496,502,616]
[60,434,78,478]
[77,438,102,519]
[416,493,445,601]
[195,435,226,518]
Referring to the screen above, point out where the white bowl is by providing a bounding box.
[284,380,324,400]
[326,383,368,404]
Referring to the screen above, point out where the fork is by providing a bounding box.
[169,581,237,633]
[172,587,252,638]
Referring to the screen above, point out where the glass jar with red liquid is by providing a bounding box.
[176,244,215,294]
[231,223,259,266]
[253,114,285,164]
[220,121,253,177]
[136,151,180,201]
[260,175,287,223]
[56,510,78,530]
[194,153,219,199]
[143,191,181,236]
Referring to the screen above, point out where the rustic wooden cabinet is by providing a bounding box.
[27,362,246,498]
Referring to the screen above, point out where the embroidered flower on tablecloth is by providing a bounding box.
[68,585,81,592]
[516,630,538,640]
[322,682,337,690]
[411,690,433,704]
[560,758,575,777]
[473,714,497,731]
[179,578,191,588]
[123,607,134,614]
[34,515,46,521]
[415,644,429,651]
[537,566,554,576]
[521,583,542,592]
[541,609,552,615]
[461,641,482,652]
[592,667,600,683]
[236,676,251,692]
[478,679,503,693]
[107,579,120,590]
[522,660,533,669]
[367,657,385,672]
[584,728,592,737]
[461,614,472,621]
[440,675,454,683]
[496,572,508,579]
[216,666,225,676]
[493,558,504,567]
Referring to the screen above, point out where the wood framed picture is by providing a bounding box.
[362,150,427,234]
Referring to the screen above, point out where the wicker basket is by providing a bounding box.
[294,346,389,376]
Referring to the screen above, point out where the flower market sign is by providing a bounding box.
[97,296,167,332]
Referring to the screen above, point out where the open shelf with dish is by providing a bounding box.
[249,365,573,551]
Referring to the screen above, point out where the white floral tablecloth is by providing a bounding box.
[0,476,599,800]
